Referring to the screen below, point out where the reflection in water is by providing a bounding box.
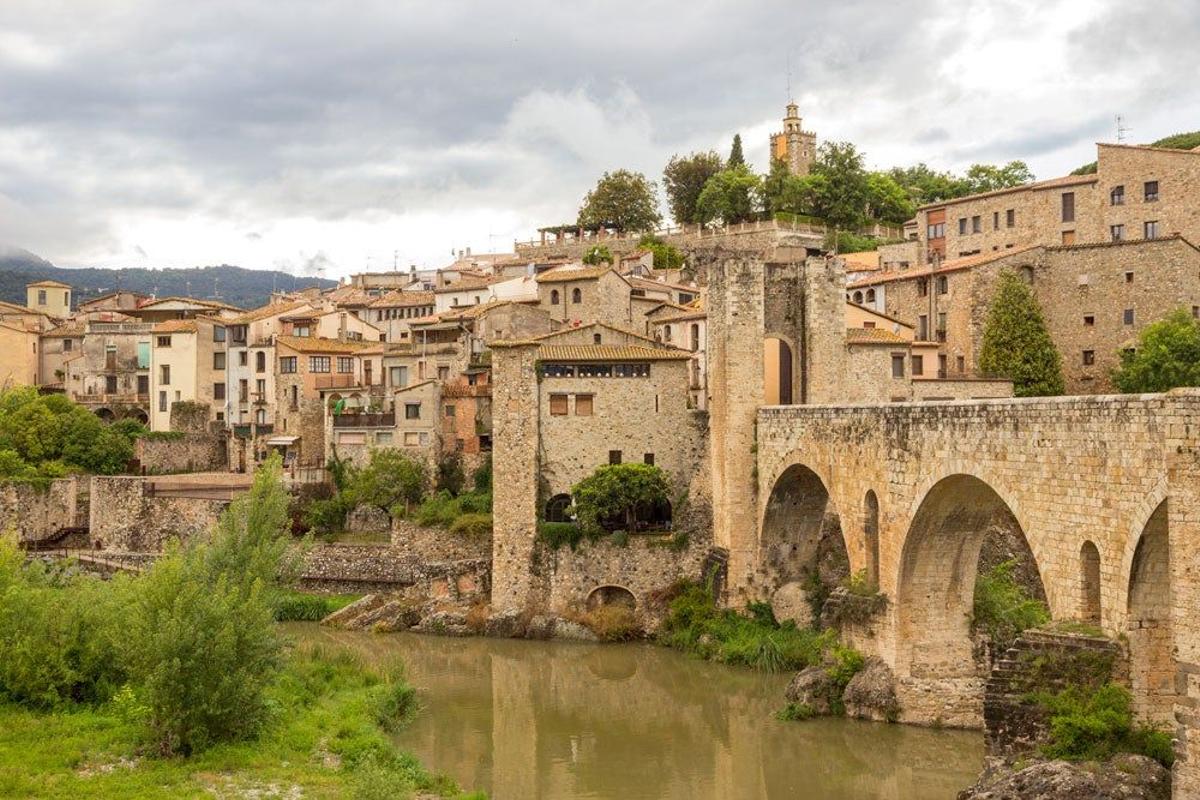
[292,625,983,800]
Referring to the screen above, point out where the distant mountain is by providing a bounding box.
[0,248,337,311]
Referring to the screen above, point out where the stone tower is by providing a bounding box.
[770,102,817,176]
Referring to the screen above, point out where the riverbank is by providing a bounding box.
[0,636,483,799]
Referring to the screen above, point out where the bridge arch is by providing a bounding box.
[759,462,849,603]
[896,473,1047,684]
[1125,498,1173,725]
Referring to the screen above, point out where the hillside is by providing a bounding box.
[1070,131,1200,175]
[0,248,336,310]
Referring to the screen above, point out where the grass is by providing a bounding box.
[0,640,483,799]
[657,580,833,673]
[274,591,362,622]
[537,521,595,550]
[411,490,492,531]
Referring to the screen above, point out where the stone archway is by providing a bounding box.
[1126,499,1172,725]
[586,585,636,611]
[94,407,115,423]
[544,493,573,522]
[895,474,1046,725]
[1079,540,1102,624]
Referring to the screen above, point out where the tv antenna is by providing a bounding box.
[393,249,399,271]
[1116,115,1131,144]
[786,52,792,101]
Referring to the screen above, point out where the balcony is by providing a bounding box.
[314,374,360,390]
[333,412,395,428]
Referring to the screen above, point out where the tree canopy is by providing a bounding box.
[811,141,871,229]
[571,463,671,533]
[662,151,723,225]
[577,169,662,233]
[979,271,1064,396]
[695,165,761,226]
[1112,309,1200,393]
[728,134,746,168]
[638,235,685,270]
[962,161,1035,194]
[0,387,140,481]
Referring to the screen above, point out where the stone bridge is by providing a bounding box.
[735,390,1200,794]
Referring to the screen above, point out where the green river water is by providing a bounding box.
[294,625,984,800]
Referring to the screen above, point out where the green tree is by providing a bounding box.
[812,141,869,230]
[662,151,723,225]
[1112,309,1200,393]
[436,452,466,495]
[760,158,794,216]
[571,463,671,533]
[695,166,762,226]
[581,245,614,265]
[728,133,746,168]
[979,271,1065,396]
[963,160,1034,194]
[887,163,970,205]
[865,171,916,224]
[637,235,685,270]
[577,169,662,233]
[345,448,428,514]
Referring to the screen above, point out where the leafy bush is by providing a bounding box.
[1035,682,1174,767]
[972,559,1050,652]
[412,489,492,529]
[344,449,427,514]
[448,513,492,538]
[777,702,816,721]
[572,462,671,533]
[472,456,492,493]
[1112,308,1200,393]
[537,521,593,550]
[637,234,685,269]
[580,605,641,641]
[371,663,420,733]
[582,245,614,265]
[435,452,465,496]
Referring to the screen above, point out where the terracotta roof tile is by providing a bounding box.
[154,319,199,333]
[227,300,314,325]
[368,291,436,309]
[275,336,377,354]
[847,245,1042,289]
[537,344,692,362]
[534,265,614,283]
[845,327,910,345]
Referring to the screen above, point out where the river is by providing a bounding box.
[292,625,983,800]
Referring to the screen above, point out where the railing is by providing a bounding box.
[74,392,149,405]
[314,374,360,389]
[333,413,395,428]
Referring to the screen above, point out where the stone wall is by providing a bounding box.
[0,477,79,542]
[88,476,228,552]
[135,432,227,474]
[299,543,489,600]
[391,518,491,562]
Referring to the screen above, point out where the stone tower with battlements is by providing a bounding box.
[770,102,817,176]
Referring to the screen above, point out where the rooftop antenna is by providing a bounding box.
[786,52,792,101]
[1116,115,1131,144]
[185,280,191,298]
[393,249,399,271]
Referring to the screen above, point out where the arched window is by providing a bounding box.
[1080,541,1101,623]
[663,325,672,342]
[865,288,876,304]
[255,351,266,373]
[545,493,573,522]
[572,288,582,304]
[550,289,560,305]
[853,291,863,304]
[593,333,602,344]
[690,323,700,352]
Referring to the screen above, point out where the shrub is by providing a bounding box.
[1036,682,1174,767]
[537,521,592,550]
[448,513,492,538]
[979,270,1064,396]
[777,702,816,721]
[344,449,427,514]
[572,462,670,533]
[371,663,420,733]
[413,490,492,529]
[972,559,1050,652]
[273,591,360,622]
[472,456,492,493]
[435,452,465,496]
[581,605,641,642]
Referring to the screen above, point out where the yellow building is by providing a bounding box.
[26,280,72,318]
[0,321,41,387]
[148,317,228,431]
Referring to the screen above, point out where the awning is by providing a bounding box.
[265,435,300,446]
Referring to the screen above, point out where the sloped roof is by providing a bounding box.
[845,327,910,345]
[917,174,1098,211]
[534,265,614,283]
[154,319,199,333]
[653,308,707,324]
[26,279,72,289]
[137,296,242,311]
[537,345,693,362]
[626,275,698,293]
[847,245,1042,289]
[495,321,665,347]
[433,275,505,294]
[275,336,376,354]
[43,321,86,338]
[227,300,314,325]
[369,291,436,309]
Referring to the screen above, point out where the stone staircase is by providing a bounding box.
[984,628,1125,757]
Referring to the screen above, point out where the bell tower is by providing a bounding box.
[769,102,817,176]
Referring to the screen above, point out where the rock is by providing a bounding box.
[771,581,814,628]
[784,665,837,715]
[368,601,423,633]
[345,504,391,534]
[957,755,1170,800]
[320,593,384,628]
[552,619,600,642]
[842,657,899,722]
[525,614,556,640]
[484,609,526,639]
[413,610,471,637]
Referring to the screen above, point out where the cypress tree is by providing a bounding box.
[979,271,1064,396]
[728,134,746,168]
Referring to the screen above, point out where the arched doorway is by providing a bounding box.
[863,490,880,588]
[897,475,1046,686]
[760,464,848,617]
[1079,541,1101,624]
[1126,500,1172,725]
[762,337,793,405]
[94,407,115,423]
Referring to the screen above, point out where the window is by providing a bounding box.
[1083,314,1095,326]
[992,211,999,230]
[1111,224,1125,242]
[1125,271,1134,284]
[972,215,981,233]
[438,366,450,381]
[643,453,655,465]
[549,394,568,415]
[593,333,602,345]
[309,356,331,373]
[105,344,117,370]
[214,382,226,400]
[926,222,945,239]
[405,402,421,420]
[290,385,298,409]
[937,276,948,294]
[105,375,117,394]
[256,351,266,373]
[37,289,46,305]
[1111,185,1125,205]
[158,391,167,412]
[936,312,947,341]
[444,404,456,417]
[1144,181,1159,202]
[572,288,582,304]
[1006,209,1015,228]
[958,217,967,235]
[213,352,226,369]
[917,278,928,297]
[157,335,171,347]
[213,326,226,342]
[1061,230,1076,245]
[376,432,393,445]
[938,353,947,376]
[292,324,311,337]
[863,321,876,329]
[238,350,248,366]
[1194,306,1200,319]
[1144,220,1159,240]
[1061,192,1075,223]
[403,432,420,446]
[390,366,407,387]
[160,365,170,385]
[608,450,622,465]
[550,289,560,305]
[279,356,297,373]
[865,289,876,304]
[336,356,354,373]
[62,338,72,352]
[1082,350,1095,366]
[911,354,924,375]
[891,354,905,378]
[956,355,965,373]
[239,379,248,401]
[918,314,929,340]
[137,341,150,369]
[1123,309,1135,325]
[575,394,593,415]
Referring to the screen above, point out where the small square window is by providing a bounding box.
[891,354,905,378]
[405,402,421,419]
[1083,315,1095,326]
[1111,224,1125,242]
[444,404,456,417]
[1082,350,1095,366]
[1006,209,1015,228]
[1125,272,1134,284]
[643,453,655,465]
[1123,309,1135,325]
[575,394,593,416]
[911,354,924,375]
[1144,181,1159,202]
[1144,220,1158,240]
[549,394,568,415]
[608,450,622,465]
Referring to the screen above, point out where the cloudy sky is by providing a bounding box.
[1,0,1197,279]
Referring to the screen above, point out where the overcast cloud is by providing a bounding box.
[1,0,1197,278]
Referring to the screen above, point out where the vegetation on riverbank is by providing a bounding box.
[1032,682,1174,768]
[274,591,362,622]
[972,558,1051,653]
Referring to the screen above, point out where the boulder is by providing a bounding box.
[413,610,471,637]
[771,581,814,628]
[957,755,1170,800]
[842,657,899,722]
[552,619,600,643]
[320,593,384,628]
[784,665,838,715]
[484,609,527,639]
[525,614,556,640]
